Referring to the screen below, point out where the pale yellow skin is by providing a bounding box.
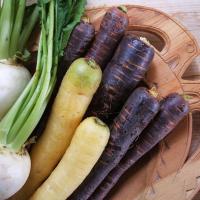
[30,117,110,200]
[11,58,102,200]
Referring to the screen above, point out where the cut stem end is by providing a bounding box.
[149,86,159,98]
[118,5,128,13]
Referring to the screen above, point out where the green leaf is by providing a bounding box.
[38,0,51,5]
[0,0,15,59]
[55,0,87,58]
[15,49,31,62]
[0,0,38,59]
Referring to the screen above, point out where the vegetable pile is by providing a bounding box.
[0,2,190,200]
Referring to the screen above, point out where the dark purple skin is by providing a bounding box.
[59,21,95,82]
[90,93,189,200]
[68,87,159,200]
[86,34,155,124]
[63,20,95,66]
[86,7,129,69]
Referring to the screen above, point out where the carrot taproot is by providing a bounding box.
[86,34,155,123]
[86,7,129,69]
[69,87,159,200]
[90,93,189,200]
[62,19,95,67]
[57,19,95,90]
[56,19,95,86]
[30,117,110,200]
[12,58,102,200]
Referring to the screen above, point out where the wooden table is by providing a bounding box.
[87,1,200,199]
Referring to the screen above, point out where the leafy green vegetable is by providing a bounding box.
[0,0,39,59]
[0,0,86,151]
[56,0,87,56]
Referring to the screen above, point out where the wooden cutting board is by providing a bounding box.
[86,5,200,200]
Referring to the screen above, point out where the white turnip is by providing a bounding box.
[0,1,38,199]
[0,61,31,120]
[0,147,31,200]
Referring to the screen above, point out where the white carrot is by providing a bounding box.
[30,117,110,200]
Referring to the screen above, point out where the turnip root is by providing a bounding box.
[0,61,31,120]
[0,147,30,200]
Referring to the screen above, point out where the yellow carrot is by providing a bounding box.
[30,117,110,200]
[12,58,102,200]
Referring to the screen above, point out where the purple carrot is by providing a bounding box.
[86,34,155,123]
[59,20,95,82]
[86,7,129,69]
[90,93,189,200]
[62,20,95,67]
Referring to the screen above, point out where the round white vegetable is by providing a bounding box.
[0,61,31,120]
[0,147,31,200]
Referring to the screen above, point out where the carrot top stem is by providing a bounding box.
[182,94,192,101]
[81,16,90,23]
[139,37,153,48]
[93,117,107,127]
[87,59,98,69]
[118,5,127,13]
[149,86,159,98]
